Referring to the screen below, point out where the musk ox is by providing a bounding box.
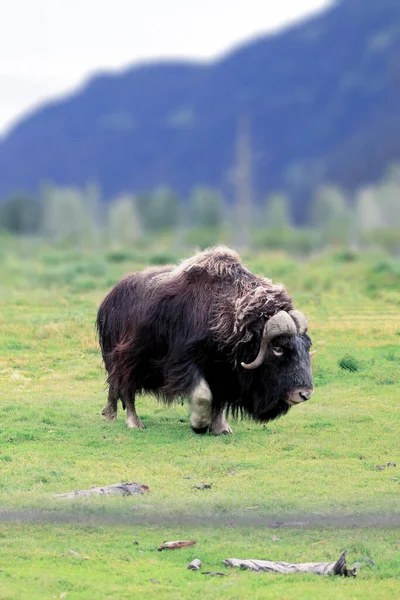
[96,246,314,435]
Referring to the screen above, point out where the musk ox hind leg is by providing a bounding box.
[210,407,233,435]
[190,379,212,434]
[123,391,145,429]
[102,386,118,422]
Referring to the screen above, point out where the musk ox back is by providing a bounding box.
[96,247,314,435]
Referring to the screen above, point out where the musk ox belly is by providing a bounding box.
[125,328,169,395]
[202,359,242,410]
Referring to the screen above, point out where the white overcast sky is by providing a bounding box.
[0,0,332,135]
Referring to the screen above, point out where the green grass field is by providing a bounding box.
[0,239,399,599]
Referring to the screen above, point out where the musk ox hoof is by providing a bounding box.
[126,416,145,429]
[102,408,118,422]
[191,425,209,435]
[210,424,233,435]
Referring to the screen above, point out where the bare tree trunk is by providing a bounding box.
[234,115,253,250]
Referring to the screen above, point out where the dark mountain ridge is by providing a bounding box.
[1,0,400,216]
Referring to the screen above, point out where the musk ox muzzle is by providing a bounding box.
[287,387,314,406]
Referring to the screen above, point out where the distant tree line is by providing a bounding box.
[1,167,400,256]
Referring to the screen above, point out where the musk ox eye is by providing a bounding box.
[272,346,283,357]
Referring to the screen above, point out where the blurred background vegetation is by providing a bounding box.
[1,0,400,263]
[1,165,399,258]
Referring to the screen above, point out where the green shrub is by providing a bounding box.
[333,248,359,263]
[105,250,138,263]
[148,252,178,265]
[367,259,400,290]
[339,355,361,372]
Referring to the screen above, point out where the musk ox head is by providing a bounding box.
[240,310,314,421]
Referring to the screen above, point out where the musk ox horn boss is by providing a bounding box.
[96,247,314,435]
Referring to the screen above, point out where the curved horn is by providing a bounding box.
[289,310,308,334]
[265,310,298,340]
[241,320,269,371]
[241,311,297,370]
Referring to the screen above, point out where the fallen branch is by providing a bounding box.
[223,551,356,577]
[158,540,196,551]
[54,482,149,499]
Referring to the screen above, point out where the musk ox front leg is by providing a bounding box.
[190,381,233,435]
[210,407,233,435]
[190,379,212,434]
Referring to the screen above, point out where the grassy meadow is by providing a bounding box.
[0,237,399,599]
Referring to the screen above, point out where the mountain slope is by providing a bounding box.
[1,0,400,211]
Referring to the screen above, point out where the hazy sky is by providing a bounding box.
[1,0,331,135]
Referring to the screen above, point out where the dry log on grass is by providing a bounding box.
[223,551,356,577]
[158,540,197,551]
[54,482,149,499]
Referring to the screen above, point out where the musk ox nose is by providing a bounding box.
[299,389,313,401]
[288,388,314,405]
